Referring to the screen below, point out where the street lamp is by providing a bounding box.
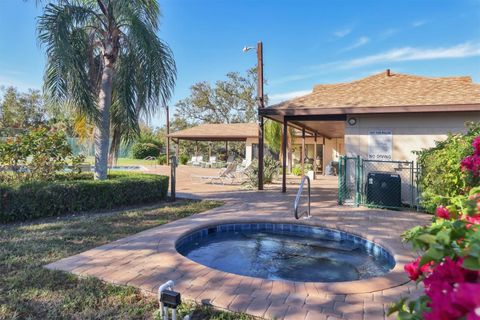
[243,41,265,190]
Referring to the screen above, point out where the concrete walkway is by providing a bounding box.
[47,165,430,320]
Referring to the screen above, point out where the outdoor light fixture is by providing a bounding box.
[347,117,357,126]
[242,46,254,52]
[158,280,181,320]
[160,290,181,309]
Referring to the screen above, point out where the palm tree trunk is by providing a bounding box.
[94,61,114,180]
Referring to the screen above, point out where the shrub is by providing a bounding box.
[131,142,160,159]
[416,122,480,213]
[292,165,302,176]
[0,126,84,183]
[0,172,169,222]
[389,136,480,319]
[158,154,167,165]
[179,154,189,165]
[243,156,280,188]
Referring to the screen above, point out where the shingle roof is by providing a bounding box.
[269,71,480,111]
[168,123,258,141]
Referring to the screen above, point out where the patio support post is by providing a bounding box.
[257,41,265,190]
[175,139,179,159]
[282,118,288,193]
[322,137,326,175]
[288,138,292,173]
[301,127,305,176]
[195,141,198,157]
[225,141,228,157]
[313,133,317,180]
[166,105,170,165]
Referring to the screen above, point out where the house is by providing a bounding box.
[261,70,480,191]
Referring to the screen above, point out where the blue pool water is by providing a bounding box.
[176,223,395,282]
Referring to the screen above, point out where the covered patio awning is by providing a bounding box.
[168,123,259,141]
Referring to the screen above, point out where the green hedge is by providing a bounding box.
[0,172,169,222]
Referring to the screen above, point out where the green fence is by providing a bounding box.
[67,138,133,158]
[1,136,134,159]
[338,156,419,210]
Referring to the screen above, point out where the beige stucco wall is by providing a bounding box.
[344,111,480,162]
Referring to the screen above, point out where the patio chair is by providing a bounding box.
[206,156,219,168]
[238,159,248,169]
[195,162,238,184]
[188,156,202,166]
[233,161,251,183]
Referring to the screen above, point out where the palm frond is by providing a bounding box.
[38,2,101,121]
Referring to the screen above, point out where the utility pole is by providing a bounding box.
[257,42,264,190]
[243,41,265,190]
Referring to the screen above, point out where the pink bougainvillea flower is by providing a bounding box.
[451,282,480,320]
[465,214,480,231]
[405,257,432,281]
[436,206,451,219]
[461,153,480,176]
[467,310,480,320]
[423,258,480,319]
[424,282,463,320]
[461,156,474,171]
[423,257,477,290]
[472,136,480,156]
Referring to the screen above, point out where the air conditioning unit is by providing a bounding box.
[366,171,401,208]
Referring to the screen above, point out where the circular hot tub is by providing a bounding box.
[176,222,395,282]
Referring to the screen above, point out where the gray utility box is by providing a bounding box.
[366,171,402,208]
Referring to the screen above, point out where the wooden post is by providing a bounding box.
[225,141,228,158]
[322,137,326,175]
[288,134,292,173]
[313,133,317,180]
[195,141,198,157]
[301,127,305,176]
[282,118,288,193]
[170,155,176,201]
[257,41,264,190]
[175,139,179,159]
[166,105,170,165]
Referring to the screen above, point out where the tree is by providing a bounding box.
[174,68,259,125]
[0,86,45,129]
[38,0,176,180]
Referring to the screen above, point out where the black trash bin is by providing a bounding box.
[365,171,401,208]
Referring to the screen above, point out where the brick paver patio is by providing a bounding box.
[46,165,430,320]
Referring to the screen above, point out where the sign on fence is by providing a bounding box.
[368,129,392,160]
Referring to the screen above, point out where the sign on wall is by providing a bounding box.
[368,129,392,160]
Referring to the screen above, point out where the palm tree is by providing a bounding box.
[38,0,176,179]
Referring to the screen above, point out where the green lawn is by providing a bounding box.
[0,200,255,320]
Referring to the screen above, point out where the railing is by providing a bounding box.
[294,175,311,220]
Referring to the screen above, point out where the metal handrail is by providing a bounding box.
[294,175,311,220]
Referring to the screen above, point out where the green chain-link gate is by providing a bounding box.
[338,156,418,209]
